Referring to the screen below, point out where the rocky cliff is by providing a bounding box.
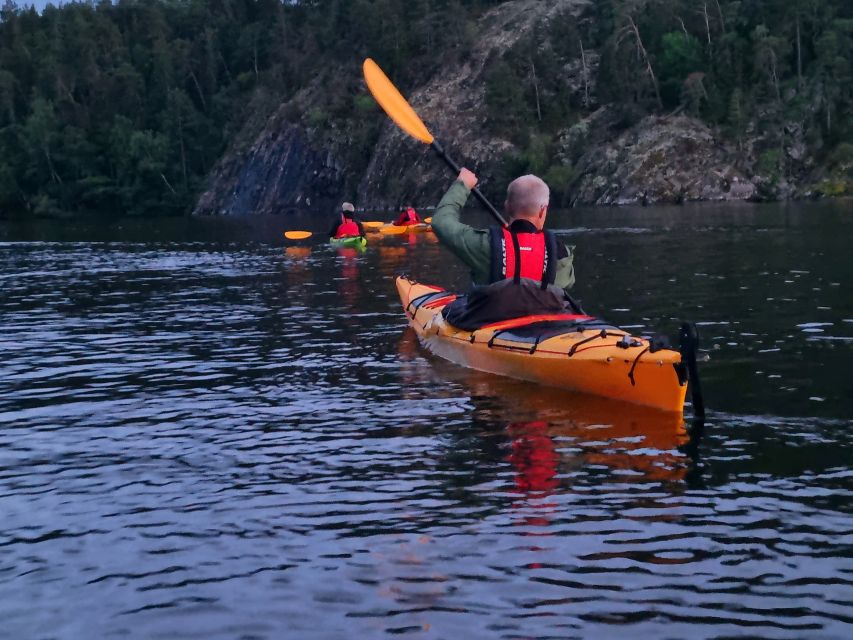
[194,120,346,215]
[357,0,592,208]
[193,0,850,215]
[195,0,594,215]
[561,108,756,205]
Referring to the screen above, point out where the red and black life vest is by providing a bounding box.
[335,214,360,238]
[395,208,420,226]
[489,221,558,289]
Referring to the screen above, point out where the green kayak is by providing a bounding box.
[330,235,367,250]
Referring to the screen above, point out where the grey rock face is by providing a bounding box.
[567,112,755,205]
[192,0,842,216]
[194,121,345,216]
[194,0,594,216]
[357,0,592,209]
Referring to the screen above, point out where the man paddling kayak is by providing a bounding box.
[431,169,578,328]
[328,202,365,238]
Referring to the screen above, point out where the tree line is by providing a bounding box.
[483,0,852,201]
[0,0,498,217]
[0,0,850,217]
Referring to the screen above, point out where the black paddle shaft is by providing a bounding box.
[431,141,508,227]
[679,322,706,419]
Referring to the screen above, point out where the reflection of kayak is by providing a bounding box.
[396,276,688,413]
[459,372,688,482]
[330,235,367,249]
[284,246,311,260]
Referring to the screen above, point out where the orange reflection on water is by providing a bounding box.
[376,246,409,277]
[283,246,312,288]
[284,246,311,260]
[481,379,689,485]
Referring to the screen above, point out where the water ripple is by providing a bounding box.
[1,212,851,638]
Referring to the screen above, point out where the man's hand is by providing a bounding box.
[458,168,478,190]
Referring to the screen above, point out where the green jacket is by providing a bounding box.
[431,180,576,292]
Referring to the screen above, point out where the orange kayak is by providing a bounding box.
[396,276,690,413]
[396,222,432,232]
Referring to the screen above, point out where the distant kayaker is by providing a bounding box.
[394,206,422,226]
[328,202,365,238]
[431,168,578,328]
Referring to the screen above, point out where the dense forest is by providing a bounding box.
[482,0,852,203]
[0,0,850,217]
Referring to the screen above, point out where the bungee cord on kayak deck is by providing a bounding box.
[397,276,701,414]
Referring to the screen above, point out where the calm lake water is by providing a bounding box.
[1,201,851,639]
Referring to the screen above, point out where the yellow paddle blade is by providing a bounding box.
[363,58,434,145]
[424,217,432,224]
[363,221,385,228]
[379,224,409,235]
[284,231,312,240]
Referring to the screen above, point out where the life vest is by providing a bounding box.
[335,214,360,238]
[489,222,558,289]
[395,208,420,226]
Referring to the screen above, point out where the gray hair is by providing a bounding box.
[505,175,550,218]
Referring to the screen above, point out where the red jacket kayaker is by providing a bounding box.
[393,206,422,226]
[328,202,365,238]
